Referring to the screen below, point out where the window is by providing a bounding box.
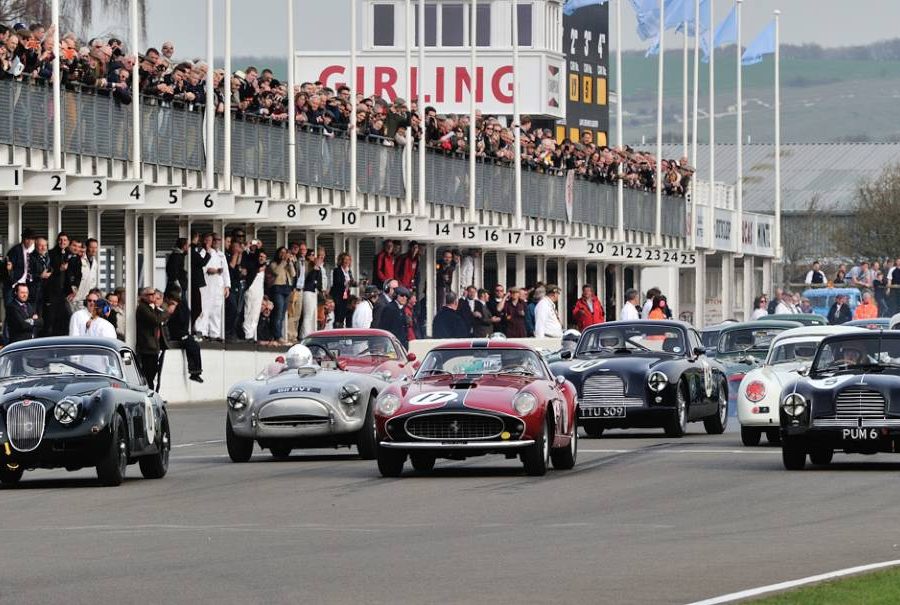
[414,4,438,47]
[516,3,533,47]
[442,3,465,47]
[472,4,491,47]
[373,4,395,47]
[122,350,146,386]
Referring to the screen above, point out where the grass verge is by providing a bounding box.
[748,567,900,604]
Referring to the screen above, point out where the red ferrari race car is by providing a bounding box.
[301,329,418,382]
[373,339,578,477]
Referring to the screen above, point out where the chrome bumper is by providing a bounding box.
[812,419,900,428]
[379,440,535,450]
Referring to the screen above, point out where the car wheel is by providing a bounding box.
[410,454,436,472]
[96,413,128,487]
[741,426,762,447]
[809,447,834,466]
[377,447,406,477]
[226,417,254,463]
[766,428,782,444]
[583,423,604,438]
[663,384,688,438]
[551,416,578,470]
[782,437,807,470]
[356,395,378,461]
[0,464,24,486]
[139,411,170,479]
[522,415,551,476]
[703,381,728,435]
[269,444,292,460]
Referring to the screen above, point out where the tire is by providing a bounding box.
[550,418,578,470]
[782,437,807,470]
[0,464,24,486]
[96,413,128,487]
[410,454,436,472]
[703,381,728,435]
[741,426,762,447]
[356,395,378,460]
[269,444,292,460]
[522,416,551,476]
[139,411,170,479]
[583,423,604,438]
[377,447,406,477]
[809,448,834,466]
[226,417,254,463]
[664,384,688,438]
[766,428,782,444]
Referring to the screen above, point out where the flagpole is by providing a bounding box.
[51,0,61,169]
[735,0,743,255]
[468,0,477,221]
[417,0,426,216]
[224,0,232,189]
[682,22,688,159]
[405,0,413,214]
[616,0,625,242]
[287,0,296,195]
[128,0,139,177]
[707,0,715,249]
[774,9,781,261]
[690,0,699,250]
[654,0,665,246]
[513,0,523,228]
[350,0,358,207]
[205,0,214,189]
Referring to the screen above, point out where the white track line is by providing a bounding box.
[685,559,900,605]
[172,439,224,449]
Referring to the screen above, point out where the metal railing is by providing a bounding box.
[0,78,685,236]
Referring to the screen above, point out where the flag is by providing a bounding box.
[629,0,662,41]
[713,5,737,48]
[674,0,710,36]
[645,0,708,56]
[562,0,609,16]
[742,20,776,65]
[663,0,692,30]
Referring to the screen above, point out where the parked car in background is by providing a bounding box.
[759,314,828,327]
[845,318,891,330]
[802,287,862,318]
[700,320,739,357]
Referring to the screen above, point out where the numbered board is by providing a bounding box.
[0,166,24,192]
[146,185,182,209]
[233,196,269,219]
[586,241,697,266]
[18,170,66,197]
[182,190,235,215]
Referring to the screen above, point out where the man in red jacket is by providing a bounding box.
[572,285,605,330]
[374,240,396,286]
[395,241,421,293]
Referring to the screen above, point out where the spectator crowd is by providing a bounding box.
[0,22,693,198]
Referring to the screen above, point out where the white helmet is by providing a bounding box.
[285,344,314,369]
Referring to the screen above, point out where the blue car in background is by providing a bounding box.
[802,287,862,318]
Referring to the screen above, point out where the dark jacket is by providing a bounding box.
[6,300,41,342]
[827,302,852,325]
[377,301,409,349]
[190,245,210,290]
[166,300,192,341]
[166,249,188,294]
[330,267,354,304]
[6,243,28,285]
[456,297,476,336]
[472,300,494,338]
[501,299,527,338]
[46,246,75,298]
[432,306,469,339]
[135,301,165,355]
[373,293,391,329]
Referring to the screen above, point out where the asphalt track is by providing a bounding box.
[3,404,900,605]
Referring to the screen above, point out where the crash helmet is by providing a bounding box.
[285,344,314,369]
[562,329,582,344]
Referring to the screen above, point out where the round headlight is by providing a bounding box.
[782,393,806,417]
[54,397,80,425]
[648,371,668,393]
[340,384,361,405]
[375,393,401,416]
[227,389,248,410]
[745,380,767,403]
[513,392,537,415]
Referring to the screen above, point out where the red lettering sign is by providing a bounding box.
[491,65,514,103]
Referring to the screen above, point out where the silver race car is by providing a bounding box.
[225,344,387,462]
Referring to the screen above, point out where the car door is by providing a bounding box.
[120,348,157,454]
[689,329,715,415]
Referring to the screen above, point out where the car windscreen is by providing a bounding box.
[813,336,900,373]
[416,348,546,379]
[718,327,786,355]
[302,336,399,360]
[577,325,686,356]
[0,346,123,379]
[768,339,821,365]
[701,330,720,348]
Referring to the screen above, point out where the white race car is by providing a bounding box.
[737,325,866,446]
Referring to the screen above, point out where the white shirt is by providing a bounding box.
[621,303,640,321]
[203,248,232,289]
[642,299,653,318]
[75,255,100,301]
[352,300,373,329]
[534,297,563,338]
[750,308,768,320]
[804,270,826,285]
[68,308,92,336]
[774,301,795,315]
[459,255,475,289]
[86,316,117,339]
[16,243,34,284]
[294,261,306,289]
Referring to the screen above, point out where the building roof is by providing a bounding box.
[662,143,900,215]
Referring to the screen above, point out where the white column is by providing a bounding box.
[654,0,665,246]
[475,252,485,289]
[51,0,61,169]
[468,0,478,222]
[576,259,586,296]
[496,250,507,288]
[142,214,156,288]
[742,255,754,321]
[349,0,359,207]
[537,255,546,284]
[205,0,215,189]
[735,0,743,255]
[515,253,526,289]
[721,253,734,321]
[774,10,782,261]
[404,0,413,213]
[87,208,102,241]
[47,203,61,240]
[690,0,700,249]
[276,227,288,248]
[614,263,624,320]
[615,0,625,241]
[762,257,772,296]
[287,0,297,197]
[7,201,21,248]
[130,0,140,177]
[512,0,523,228]
[682,24,689,158]
[559,259,569,328]
[425,243,436,336]
[417,0,427,216]
[707,0,716,250]
[694,252,706,327]
[224,0,232,189]
[125,210,139,347]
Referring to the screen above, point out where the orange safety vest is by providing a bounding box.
[853,302,878,320]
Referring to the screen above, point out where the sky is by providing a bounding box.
[136,0,897,61]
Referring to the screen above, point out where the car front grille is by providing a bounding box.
[404,413,504,441]
[259,414,330,427]
[581,375,644,407]
[834,387,886,419]
[6,400,47,452]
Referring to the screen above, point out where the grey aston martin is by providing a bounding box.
[225,344,388,462]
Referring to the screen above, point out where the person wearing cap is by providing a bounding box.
[534,285,564,339]
[377,286,410,349]
[352,285,380,329]
[85,298,117,339]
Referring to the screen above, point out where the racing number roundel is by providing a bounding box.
[700,359,713,398]
[145,397,157,444]
[408,391,458,406]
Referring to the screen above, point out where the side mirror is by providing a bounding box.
[798,365,809,377]
[412,361,421,370]
[560,350,573,360]
[337,360,347,371]
[693,347,706,357]
[555,374,566,386]
[406,352,417,362]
